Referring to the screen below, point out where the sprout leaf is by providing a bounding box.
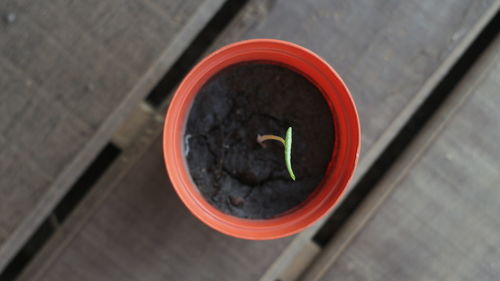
[256,127,296,181]
[284,127,295,181]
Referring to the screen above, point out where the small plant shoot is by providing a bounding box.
[257,127,296,181]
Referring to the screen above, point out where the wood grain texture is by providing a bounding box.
[317,35,500,281]
[210,0,496,153]
[13,0,498,280]
[0,0,224,271]
[27,137,291,281]
[240,0,498,279]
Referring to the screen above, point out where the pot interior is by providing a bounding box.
[184,61,336,219]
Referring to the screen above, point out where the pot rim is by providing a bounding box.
[163,39,360,240]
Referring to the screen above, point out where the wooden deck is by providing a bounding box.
[309,34,500,281]
[0,0,224,272]
[1,0,499,280]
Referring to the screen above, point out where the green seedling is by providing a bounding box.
[257,127,296,181]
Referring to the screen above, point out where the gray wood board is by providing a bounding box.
[210,0,496,154]
[15,0,498,280]
[318,35,500,281]
[225,1,498,279]
[27,137,292,281]
[0,0,225,271]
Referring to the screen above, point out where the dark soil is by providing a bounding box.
[185,62,334,219]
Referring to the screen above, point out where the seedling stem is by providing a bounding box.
[257,127,296,181]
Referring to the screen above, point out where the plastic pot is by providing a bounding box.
[163,39,360,240]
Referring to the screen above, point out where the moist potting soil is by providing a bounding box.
[185,62,334,219]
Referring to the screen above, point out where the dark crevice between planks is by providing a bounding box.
[0,144,121,281]
[313,10,499,247]
[52,144,122,223]
[0,218,53,281]
[146,0,250,107]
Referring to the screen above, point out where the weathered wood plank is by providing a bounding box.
[314,33,500,281]
[48,139,290,281]
[247,1,499,279]
[0,0,225,271]
[210,0,497,153]
[0,61,92,177]
[0,136,51,245]
[15,0,498,280]
[18,110,167,281]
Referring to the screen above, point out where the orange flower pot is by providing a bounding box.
[163,39,360,240]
